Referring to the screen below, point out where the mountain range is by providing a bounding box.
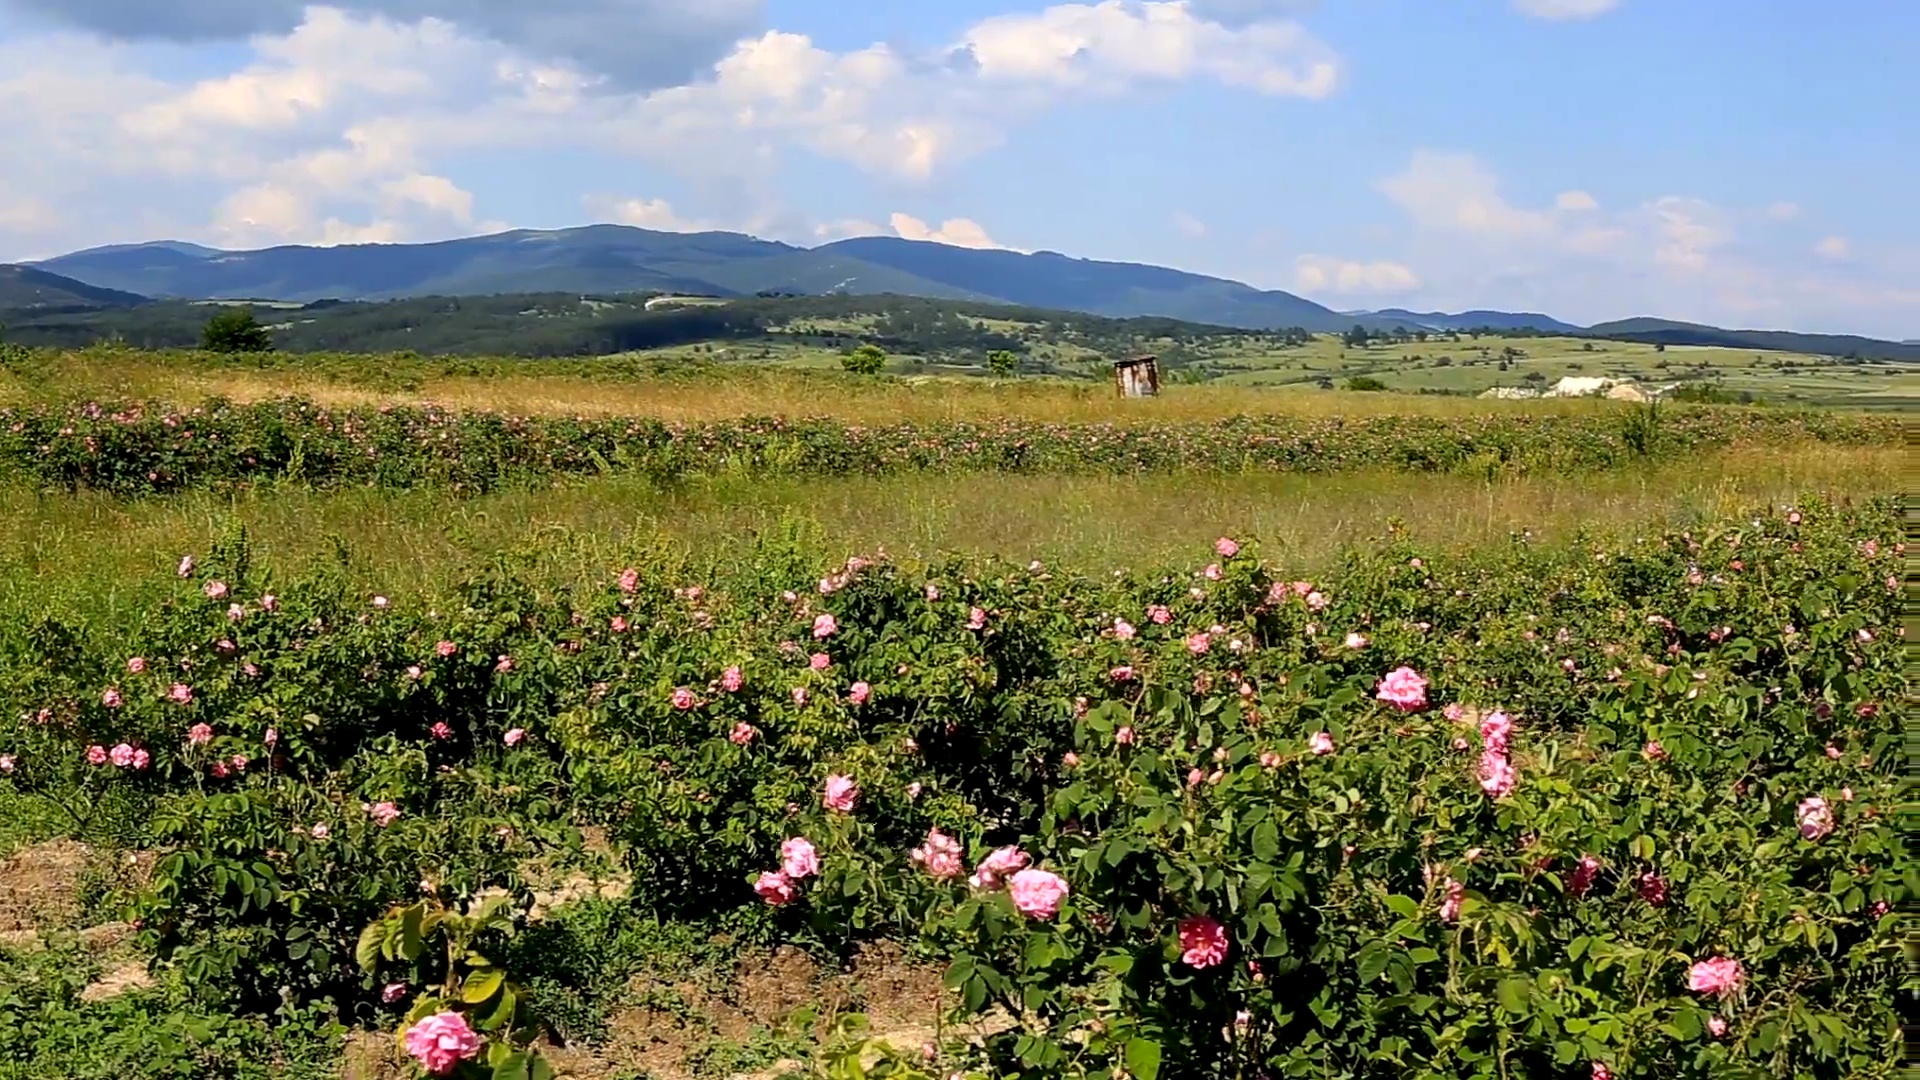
[11,225,1917,359]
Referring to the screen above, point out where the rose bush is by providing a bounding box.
[0,498,1901,1077]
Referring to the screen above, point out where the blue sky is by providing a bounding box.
[0,0,1913,335]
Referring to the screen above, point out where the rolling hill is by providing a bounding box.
[1360,308,1584,334]
[0,265,148,313]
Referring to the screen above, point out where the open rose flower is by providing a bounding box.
[1687,957,1744,997]
[970,846,1031,890]
[1008,868,1069,919]
[369,802,401,827]
[753,870,795,906]
[1795,796,1834,841]
[720,666,744,692]
[403,1011,481,1076]
[812,613,837,639]
[822,774,859,813]
[670,687,696,711]
[1375,666,1429,711]
[910,829,964,879]
[849,681,871,705]
[780,837,820,879]
[1214,537,1239,558]
[1308,731,1335,756]
[1178,915,1229,968]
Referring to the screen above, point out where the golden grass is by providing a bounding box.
[0,444,1895,617]
[0,348,1629,424]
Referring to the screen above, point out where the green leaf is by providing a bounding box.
[1383,895,1420,920]
[463,966,506,1004]
[398,904,425,962]
[1497,977,1530,1015]
[1125,1037,1162,1080]
[1252,821,1279,861]
[489,1050,531,1080]
[355,921,386,971]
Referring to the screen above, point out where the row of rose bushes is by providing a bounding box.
[0,395,1900,494]
[0,498,1902,1077]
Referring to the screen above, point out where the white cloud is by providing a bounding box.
[1814,235,1849,259]
[586,195,714,233]
[888,213,1008,250]
[812,218,888,241]
[1511,0,1620,20]
[1764,200,1802,221]
[1554,189,1598,211]
[1292,254,1420,294]
[1646,195,1729,273]
[1377,150,1554,238]
[1172,211,1208,238]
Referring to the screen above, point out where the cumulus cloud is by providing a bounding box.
[1814,235,1849,259]
[1292,255,1419,295]
[1377,150,1555,238]
[0,0,764,91]
[1764,200,1802,221]
[888,213,1008,250]
[588,196,715,234]
[1172,211,1209,238]
[1510,0,1620,20]
[1555,190,1598,211]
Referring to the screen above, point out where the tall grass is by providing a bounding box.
[0,444,1896,628]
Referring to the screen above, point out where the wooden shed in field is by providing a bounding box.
[1112,354,1160,398]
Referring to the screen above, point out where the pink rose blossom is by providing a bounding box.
[1478,752,1516,798]
[503,728,526,747]
[809,652,830,671]
[263,728,278,747]
[372,595,389,609]
[168,683,194,704]
[494,655,514,673]
[131,749,150,770]
[1114,726,1135,745]
[1008,868,1069,918]
[1344,632,1369,650]
[1591,1064,1612,1080]
[791,686,809,706]
[618,568,639,593]
[1637,872,1668,906]
[177,555,194,577]
[967,607,987,630]
[1644,740,1667,761]
[610,616,629,633]
[1567,855,1601,898]
[754,870,796,905]
[1177,915,1229,968]
[1439,879,1465,923]
[720,666,744,692]
[188,723,214,745]
[970,847,1031,890]
[1479,711,1513,752]
[670,687,696,710]
[1707,1016,1727,1038]
[905,781,923,800]
[382,982,408,1004]
[849,681,871,705]
[1214,537,1240,558]
[1110,665,1135,682]
[781,837,820,879]
[102,688,123,708]
[1112,618,1136,640]
[127,657,146,674]
[404,1011,482,1076]
[309,823,330,840]
[1147,604,1171,625]
[1375,667,1429,711]
[435,640,456,658]
[204,580,228,600]
[823,774,859,813]
[1443,702,1465,722]
[405,665,422,680]
[1062,751,1080,768]
[429,722,452,741]
[812,613,838,639]
[230,754,248,771]
[910,829,964,879]
[0,755,14,773]
[1824,744,1841,760]
[1203,563,1222,581]
[729,723,756,745]
[1796,796,1834,841]
[260,594,278,612]
[1308,731,1335,756]
[210,761,229,778]
[1687,957,1744,996]
[1259,751,1282,768]
[1186,632,1211,655]
[1305,590,1328,611]
[370,802,401,827]
[109,743,135,768]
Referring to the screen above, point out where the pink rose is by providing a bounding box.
[1008,868,1070,919]
[1259,751,1282,768]
[1147,604,1171,625]
[494,655,514,673]
[1478,752,1516,798]
[0,755,14,774]
[187,723,214,746]
[1637,872,1668,907]
[849,681,871,705]
[905,781,923,800]
[1707,1016,1727,1038]
[781,837,820,879]
[1062,751,1080,768]
[610,615,629,633]
[1567,855,1601,898]
[1591,1063,1613,1080]
[210,761,230,778]
[791,686,809,707]
[1439,879,1465,923]
[370,802,401,827]
[131,749,150,770]
[309,823,330,840]
[1643,740,1667,761]
[1796,796,1834,841]
[1308,731,1335,756]
[1115,726,1135,745]
[720,666,744,692]
[435,640,456,658]
[1112,618,1136,640]
[809,653,830,671]
[503,728,526,747]
[230,754,248,771]
[403,1011,482,1076]
[1687,957,1743,996]
[382,982,408,1004]
[429,722,453,741]
[1479,711,1513,752]
[1203,563,1222,581]
[1375,666,1429,711]
[127,657,146,674]
[168,683,194,704]
[1186,633,1211,655]
[1215,537,1239,558]
[970,846,1031,890]
[754,870,795,906]
[670,687,696,711]
[618,568,639,594]
[910,829,964,879]
[263,728,278,747]
[1344,632,1368,650]
[109,743,135,768]
[1178,915,1229,968]
[967,607,987,630]
[823,774,859,813]
[1110,665,1136,682]
[176,555,194,577]
[204,580,228,600]
[102,688,123,709]
[812,613,838,639]
[729,723,756,745]
[1305,590,1328,611]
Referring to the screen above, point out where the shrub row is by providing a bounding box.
[0,499,1902,1077]
[0,396,1899,494]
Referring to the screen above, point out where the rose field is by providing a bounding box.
[0,361,1907,1080]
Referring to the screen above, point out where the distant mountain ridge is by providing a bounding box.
[0,264,148,313]
[14,225,1917,359]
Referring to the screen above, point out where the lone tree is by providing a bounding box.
[986,349,1018,377]
[841,342,887,375]
[201,308,273,354]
